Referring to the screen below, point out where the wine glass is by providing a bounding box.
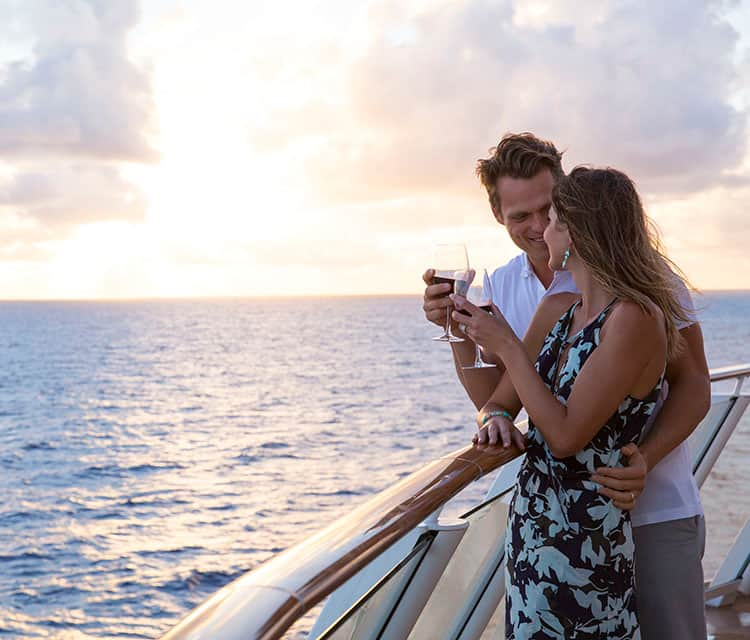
[463,269,497,368]
[431,243,470,343]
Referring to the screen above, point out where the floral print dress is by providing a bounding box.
[505,300,663,639]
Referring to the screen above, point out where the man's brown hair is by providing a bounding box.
[476,132,564,215]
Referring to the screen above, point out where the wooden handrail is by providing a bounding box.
[161,444,522,640]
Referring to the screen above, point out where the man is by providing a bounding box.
[423,133,711,639]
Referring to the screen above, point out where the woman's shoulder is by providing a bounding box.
[611,297,664,321]
[606,298,666,345]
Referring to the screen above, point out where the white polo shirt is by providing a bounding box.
[490,252,703,527]
[488,253,578,338]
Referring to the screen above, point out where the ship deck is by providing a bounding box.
[707,593,750,638]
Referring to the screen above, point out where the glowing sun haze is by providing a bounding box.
[0,0,749,299]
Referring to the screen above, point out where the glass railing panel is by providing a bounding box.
[315,535,433,640]
[408,494,509,639]
[479,596,505,640]
[439,468,500,522]
[688,396,734,471]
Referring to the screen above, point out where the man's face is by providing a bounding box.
[494,168,555,265]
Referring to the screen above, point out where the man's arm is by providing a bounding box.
[457,357,503,410]
[640,322,711,470]
[422,268,501,408]
[591,322,710,508]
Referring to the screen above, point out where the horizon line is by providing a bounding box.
[0,289,748,303]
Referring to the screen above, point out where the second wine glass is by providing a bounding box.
[462,269,497,369]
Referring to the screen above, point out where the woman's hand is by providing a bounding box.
[450,295,520,359]
[473,415,526,450]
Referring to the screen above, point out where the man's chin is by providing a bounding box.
[525,244,550,263]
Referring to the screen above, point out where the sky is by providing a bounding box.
[0,0,749,299]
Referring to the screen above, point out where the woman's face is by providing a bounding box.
[543,205,572,270]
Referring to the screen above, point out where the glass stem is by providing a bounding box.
[445,305,453,338]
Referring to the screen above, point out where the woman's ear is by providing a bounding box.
[561,225,571,244]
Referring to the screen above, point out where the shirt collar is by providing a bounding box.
[522,254,534,279]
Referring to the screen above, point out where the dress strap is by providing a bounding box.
[602,297,618,314]
[560,297,618,348]
[595,297,619,324]
[564,299,582,326]
[557,300,581,343]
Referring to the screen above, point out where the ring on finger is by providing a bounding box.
[629,491,636,501]
[459,323,467,334]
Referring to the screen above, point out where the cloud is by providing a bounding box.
[0,0,156,161]
[653,182,750,248]
[0,164,147,227]
[0,0,155,258]
[250,0,748,204]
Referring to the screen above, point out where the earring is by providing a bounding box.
[561,248,571,269]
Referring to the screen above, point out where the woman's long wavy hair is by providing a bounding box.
[552,166,692,360]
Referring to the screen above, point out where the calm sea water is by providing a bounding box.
[1,293,749,638]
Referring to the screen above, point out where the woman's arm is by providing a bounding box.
[477,293,580,419]
[473,294,577,448]
[457,298,665,458]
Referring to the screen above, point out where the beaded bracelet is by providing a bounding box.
[481,409,514,426]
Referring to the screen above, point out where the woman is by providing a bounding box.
[451,167,692,639]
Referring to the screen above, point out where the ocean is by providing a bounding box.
[1,293,749,638]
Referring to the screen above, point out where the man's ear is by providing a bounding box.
[492,205,505,226]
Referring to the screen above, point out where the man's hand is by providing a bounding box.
[422,268,475,330]
[473,416,526,450]
[422,268,451,328]
[591,442,647,510]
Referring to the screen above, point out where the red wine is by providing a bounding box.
[458,303,491,318]
[432,271,470,295]
[431,274,456,293]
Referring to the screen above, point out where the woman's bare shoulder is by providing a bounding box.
[606,299,666,346]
